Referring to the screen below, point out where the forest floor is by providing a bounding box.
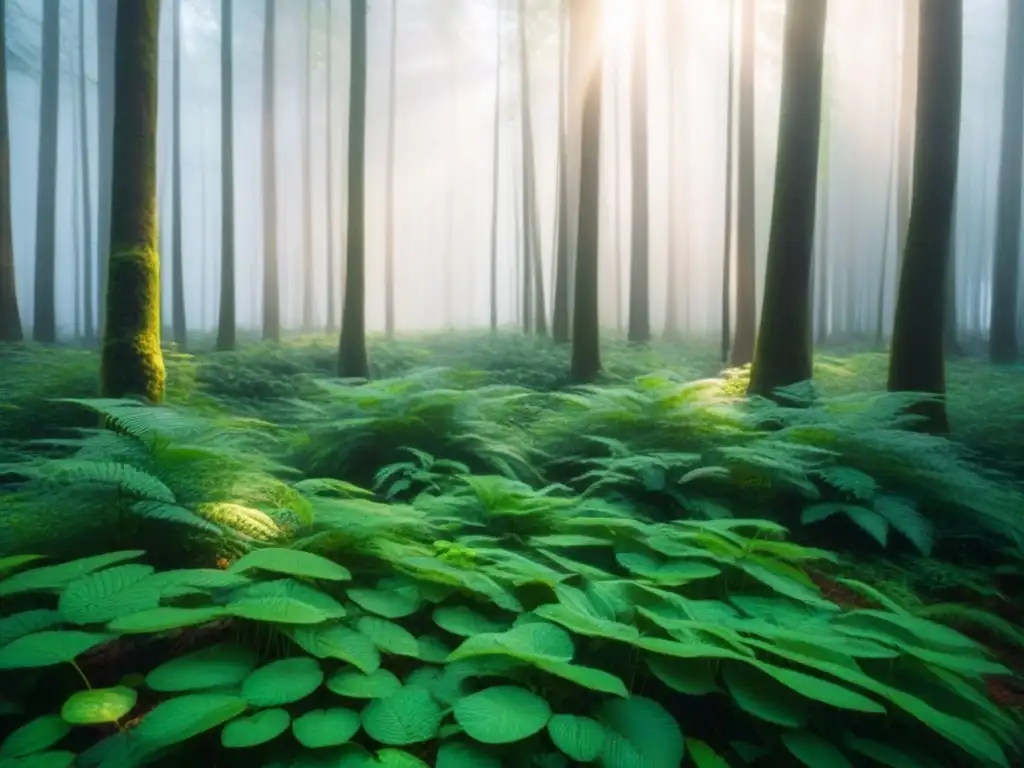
[0,331,1022,767]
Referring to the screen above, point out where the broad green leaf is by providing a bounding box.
[722,663,809,728]
[0,715,70,758]
[596,696,685,768]
[287,624,381,674]
[145,643,258,692]
[108,606,228,634]
[221,708,291,748]
[327,668,402,699]
[356,617,420,657]
[229,548,352,581]
[447,621,574,664]
[534,659,629,697]
[646,656,719,695]
[687,738,730,768]
[0,554,45,578]
[436,740,502,768]
[361,686,443,746]
[433,605,511,637]
[548,714,606,762]
[60,687,137,725]
[0,631,112,669]
[781,730,853,768]
[374,749,430,768]
[0,610,62,647]
[292,708,361,748]
[841,733,932,768]
[753,661,885,713]
[241,656,324,706]
[347,578,422,619]
[130,694,248,754]
[0,751,75,768]
[0,551,146,597]
[58,564,158,625]
[453,686,551,744]
[416,634,451,663]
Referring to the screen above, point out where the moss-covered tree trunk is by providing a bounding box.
[261,0,280,342]
[730,0,757,367]
[338,0,369,379]
[626,0,650,344]
[32,0,60,342]
[988,0,1022,363]
[887,0,962,433]
[170,0,187,349]
[551,0,571,344]
[569,0,603,383]
[216,0,236,352]
[0,0,22,343]
[747,0,828,398]
[100,0,165,402]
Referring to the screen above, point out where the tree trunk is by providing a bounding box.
[748,0,827,397]
[896,0,919,274]
[170,0,186,348]
[730,0,757,367]
[988,0,1022,363]
[75,0,95,342]
[551,0,571,343]
[96,0,117,339]
[489,0,503,333]
[338,0,369,378]
[720,0,736,359]
[261,0,280,342]
[626,0,651,344]
[100,0,164,401]
[33,0,60,342]
[0,0,22,342]
[326,0,337,332]
[72,79,82,340]
[301,0,314,332]
[384,0,398,338]
[216,0,236,351]
[887,0,962,433]
[569,0,603,383]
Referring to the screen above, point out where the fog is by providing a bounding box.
[4,0,1018,338]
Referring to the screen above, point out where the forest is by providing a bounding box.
[0,0,1022,766]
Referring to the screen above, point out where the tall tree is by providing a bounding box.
[988,0,1023,363]
[326,0,338,331]
[216,0,237,351]
[720,0,736,359]
[896,0,919,271]
[100,0,164,401]
[0,0,21,342]
[730,0,757,366]
[488,0,503,333]
[384,0,398,338]
[261,0,280,341]
[338,0,370,378]
[627,0,650,344]
[551,0,571,343]
[301,0,314,332]
[97,0,117,337]
[33,0,60,342]
[887,0,963,432]
[569,0,603,383]
[748,0,827,397]
[76,0,95,342]
[170,0,186,348]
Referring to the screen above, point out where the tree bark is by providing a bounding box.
[215,0,236,351]
[551,0,571,343]
[896,0,919,273]
[0,0,22,342]
[301,0,314,332]
[326,0,338,332]
[261,0,280,342]
[748,0,828,397]
[626,0,650,344]
[887,0,962,433]
[100,0,164,401]
[384,0,398,338]
[96,0,118,339]
[338,0,370,378]
[32,0,60,342]
[720,0,736,359]
[170,0,186,348]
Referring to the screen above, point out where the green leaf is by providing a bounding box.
[287,624,381,674]
[687,738,730,768]
[801,503,889,548]
[145,643,259,692]
[356,617,420,657]
[781,730,853,768]
[447,621,575,665]
[361,686,443,746]
[58,564,158,625]
[220,708,291,748]
[0,551,146,597]
[0,631,112,669]
[534,659,629,697]
[0,751,76,768]
[433,605,511,637]
[453,685,551,744]
[416,634,451,663]
[753,661,885,713]
[548,714,606,762]
[229,548,352,581]
[0,610,62,647]
[60,686,137,725]
[131,693,248,754]
[373,749,431,768]
[841,733,930,768]
[241,656,324,706]
[108,606,228,634]
[646,656,719,695]
[435,740,502,768]
[0,554,46,578]
[292,708,362,748]
[327,668,403,699]
[347,578,422,619]
[596,696,685,768]
[722,663,809,728]
[0,715,70,758]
